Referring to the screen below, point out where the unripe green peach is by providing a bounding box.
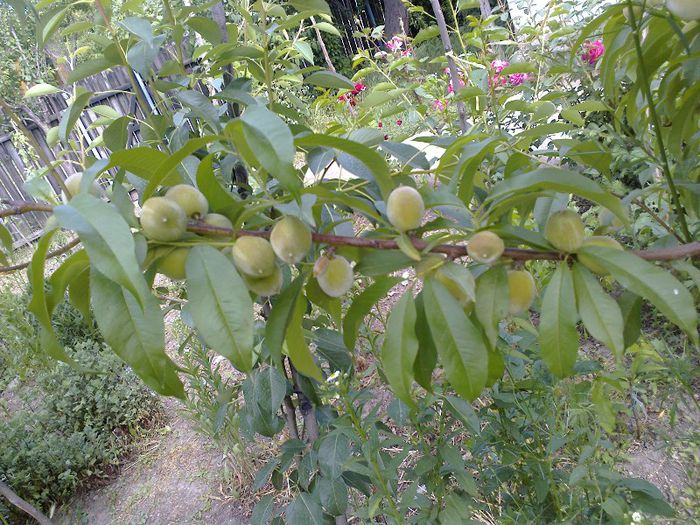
[544,210,585,252]
[242,265,283,296]
[386,186,425,232]
[231,236,276,278]
[140,197,187,241]
[667,0,700,20]
[157,247,190,280]
[165,184,209,218]
[467,231,505,264]
[507,270,536,315]
[577,236,623,275]
[201,213,233,237]
[270,216,312,264]
[62,172,101,201]
[316,255,354,298]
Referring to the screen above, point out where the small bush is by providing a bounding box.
[0,339,161,519]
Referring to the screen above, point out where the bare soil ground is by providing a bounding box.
[57,398,249,525]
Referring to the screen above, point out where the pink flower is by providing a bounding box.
[491,59,510,74]
[378,121,383,128]
[443,67,451,75]
[581,39,605,65]
[508,73,530,86]
[447,78,465,93]
[401,48,413,57]
[338,94,346,102]
[353,82,366,93]
[384,134,389,140]
[432,99,447,111]
[386,35,404,51]
[395,119,402,126]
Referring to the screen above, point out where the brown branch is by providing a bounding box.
[0,480,53,525]
[186,221,700,262]
[1,201,698,263]
[0,238,80,273]
[0,200,54,218]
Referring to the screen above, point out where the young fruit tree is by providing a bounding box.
[0,0,699,522]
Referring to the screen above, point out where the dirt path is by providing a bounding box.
[58,399,249,525]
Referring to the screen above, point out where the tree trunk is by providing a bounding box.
[383,0,409,37]
[310,16,336,72]
[480,0,492,18]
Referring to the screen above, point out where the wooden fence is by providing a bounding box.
[0,63,152,247]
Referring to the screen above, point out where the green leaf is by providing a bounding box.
[242,367,286,437]
[252,495,276,524]
[578,246,698,345]
[175,90,222,132]
[54,194,149,307]
[187,16,222,44]
[265,275,306,367]
[318,478,348,516]
[286,296,323,381]
[412,25,439,46]
[475,266,509,348]
[28,231,73,364]
[572,263,625,360]
[142,136,217,199]
[304,70,355,89]
[295,134,393,198]
[103,116,131,152]
[318,431,351,479]
[343,276,399,350]
[486,168,628,225]
[68,266,91,322]
[539,263,578,378]
[23,83,62,98]
[285,493,324,525]
[0,221,13,252]
[354,249,413,276]
[90,269,185,397]
[381,290,419,408]
[109,147,173,186]
[618,291,642,349]
[423,278,488,401]
[195,154,242,215]
[313,329,352,373]
[185,246,254,372]
[67,57,117,84]
[443,394,481,435]
[59,88,93,142]
[413,292,437,391]
[47,250,89,313]
[290,0,331,15]
[39,6,68,46]
[240,105,300,192]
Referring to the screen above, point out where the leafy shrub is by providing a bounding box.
[0,339,161,519]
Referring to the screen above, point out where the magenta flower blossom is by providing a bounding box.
[448,78,465,93]
[386,35,404,51]
[491,59,510,74]
[581,40,605,65]
[401,48,413,57]
[432,99,447,111]
[508,73,530,86]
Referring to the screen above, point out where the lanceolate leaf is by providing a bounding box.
[286,296,323,381]
[318,478,349,516]
[579,246,698,345]
[343,276,400,350]
[485,168,628,224]
[423,278,488,401]
[27,231,73,364]
[318,431,351,479]
[266,275,306,367]
[185,246,254,373]
[475,265,509,348]
[539,263,578,378]
[285,493,324,525]
[47,249,90,314]
[572,263,625,361]
[54,194,150,307]
[90,269,185,398]
[413,292,437,391]
[58,88,93,143]
[381,289,419,408]
[618,291,642,349]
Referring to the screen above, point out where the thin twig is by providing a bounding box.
[0,480,53,525]
[0,238,80,273]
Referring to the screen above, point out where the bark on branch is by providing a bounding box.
[0,480,53,525]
